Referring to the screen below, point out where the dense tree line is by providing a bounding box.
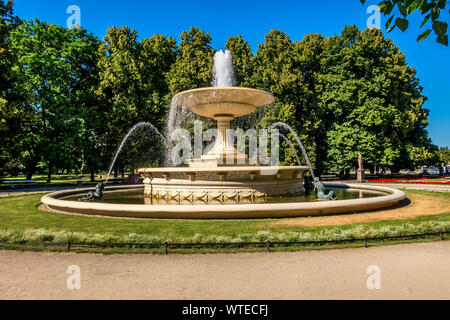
[228,27,442,175]
[0,0,445,181]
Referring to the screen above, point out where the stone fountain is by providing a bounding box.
[40,50,406,219]
[138,50,308,202]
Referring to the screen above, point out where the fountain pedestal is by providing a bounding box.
[188,115,250,168]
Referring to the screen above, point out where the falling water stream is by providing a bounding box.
[105,122,166,184]
[274,132,302,167]
[270,122,316,180]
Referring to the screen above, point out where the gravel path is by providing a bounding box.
[0,241,449,300]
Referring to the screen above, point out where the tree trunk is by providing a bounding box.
[121,167,125,178]
[26,170,34,181]
[391,165,400,174]
[90,168,95,182]
[79,152,85,176]
[26,157,37,180]
[46,161,53,183]
[114,168,118,178]
[344,168,351,179]
[314,144,326,177]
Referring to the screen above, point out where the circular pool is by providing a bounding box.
[40,183,406,219]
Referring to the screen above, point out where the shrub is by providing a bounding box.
[0,221,449,246]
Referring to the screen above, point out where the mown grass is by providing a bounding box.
[0,235,446,255]
[0,189,448,253]
[0,174,99,189]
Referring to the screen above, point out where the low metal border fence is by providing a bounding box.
[0,231,447,254]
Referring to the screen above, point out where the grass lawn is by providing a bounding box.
[1,174,92,189]
[0,190,449,253]
[0,173,113,189]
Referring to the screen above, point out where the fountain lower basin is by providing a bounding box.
[40,183,406,219]
[139,166,308,200]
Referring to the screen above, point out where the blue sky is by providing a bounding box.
[13,0,449,147]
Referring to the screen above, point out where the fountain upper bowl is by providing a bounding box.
[173,87,275,118]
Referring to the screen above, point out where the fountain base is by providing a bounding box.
[138,166,308,200]
[188,153,252,168]
[40,183,406,219]
[187,115,253,168]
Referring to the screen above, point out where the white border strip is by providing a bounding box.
[41,183,406,219]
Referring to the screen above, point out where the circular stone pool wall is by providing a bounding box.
[139,166,308,200]
[40,183,406,219]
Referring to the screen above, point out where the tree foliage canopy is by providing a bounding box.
[361,0,449,45]
[0,3,442,179]
[9,19,100,181]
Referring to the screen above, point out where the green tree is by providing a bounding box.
[436,146,450,164]
[0,0,28,176]
[361,0,449,45]
[165,27,215,150]
[128,33,177,169]
[323,26,432,173]
[73,36,102,182]
[168,27,214,95]
[97,27,176,175]
[294,33,328,175]
[225,35,254,86]
[251,30,302,166]
[251,30,330,175]
[2,14,438,179]
[140,33,177,128]
[326,123,397,174]
[10,19,100,181]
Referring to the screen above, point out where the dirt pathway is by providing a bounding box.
[0,241,449,300]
